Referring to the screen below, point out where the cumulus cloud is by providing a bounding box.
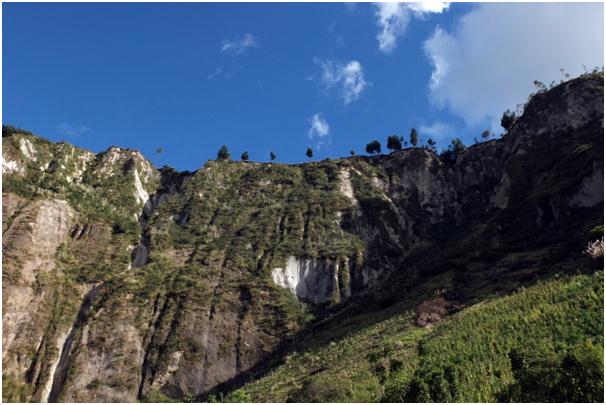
[57,123,90,137]
[408,1,451,17]
[418,122,455,140]
[221,33,259,56]
[307,113,331,148]
[374,2,449,53]
[424,3,604,129]
[317,59,368,105]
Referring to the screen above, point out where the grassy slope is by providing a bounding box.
[230,270,603,402]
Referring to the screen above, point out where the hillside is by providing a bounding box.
[2,73,604,402]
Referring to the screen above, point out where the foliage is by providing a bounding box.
[306,147,313,159]
[237,272,603,402]
[481,129,493,139]
[365,140,381,155]
[450,138,465,154]
[499,340,604,402]
[386,134,403,152]
[240,151,249,161]
[3,124,33,138]
[501,109,517,130]
[410,128,418,147]
[270,151,276,161]
[217,145,231,160]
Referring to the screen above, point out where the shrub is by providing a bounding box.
[387,135,403,152]
[217,145,231,160]
[365,140,381,155]
[500,341,604,402]
[410,128,418,147]
[501,109,517,130]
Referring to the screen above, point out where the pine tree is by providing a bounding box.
[410,128,418,147]
[217,145,231,160]
[387,135,403,152]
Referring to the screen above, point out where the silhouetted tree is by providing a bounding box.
[270,151,276,161]
[241,151,249,161]
[387,135,404,152]
[217,145,231,160]
[481,129,493,139]
[365,140,381,155]
[350,150,356,156]
[427,138,436,151]
[306,147,313,160]
[501,110,516,131]
[451,138,466,154]
[410,128,418,147]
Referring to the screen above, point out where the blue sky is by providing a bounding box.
[3,2,603,171]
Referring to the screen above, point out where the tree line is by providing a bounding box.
[212,109,516,163]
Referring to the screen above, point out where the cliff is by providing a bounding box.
[2,73,603,402]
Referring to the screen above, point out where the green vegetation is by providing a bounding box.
[217,145,231,160]
[234,271,603,402]
[306,147,313,160]
[409,128,418,147]
[365,140,381,155]
[241,151,249,161]
[3,124,34,138]
[386,135,403,152]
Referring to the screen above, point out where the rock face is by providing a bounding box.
[271,256,351,303]
[2,74,604,402]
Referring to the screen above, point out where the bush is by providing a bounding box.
[365,140,381,155]
[501,109,517,130]
[387,135,403,152]
[217,145,231,160]
[500,341,604,402]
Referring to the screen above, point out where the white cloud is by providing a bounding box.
[207,67,222,80]
[308,113,331,148]
[317,59,368,105]
[418,122,455,140]
[374,2,449,54]
[57,123,90,137]
[424,3,604,130]
[408,1,450,17]
[221,33,259,56]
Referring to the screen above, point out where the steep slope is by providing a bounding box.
[233,271,603,402]
[2,73,603,402]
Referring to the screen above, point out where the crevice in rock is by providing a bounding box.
[137,292,168,399]
[235,286,252,373]
[47,284,102,403]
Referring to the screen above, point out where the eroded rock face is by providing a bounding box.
[271,256,341,303]
[1,74,603,402]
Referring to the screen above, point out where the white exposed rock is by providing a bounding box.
[271,256,336,303]
[41,330,71,403]
[338,169,357,205]
[2,156,24,175]
[133,170,150,206]
[19,138,37,161]
[570,162,604,207]
[491,173,511,209]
